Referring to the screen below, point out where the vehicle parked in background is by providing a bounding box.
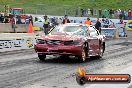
[33,16,55,30]
[34,23,105,62]
[33,16,44,30]
[9,8,28,24]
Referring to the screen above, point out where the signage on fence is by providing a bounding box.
[116,24,126,37]
[127,20,132,30]
[101,28,116,38]
[0,37,37,50]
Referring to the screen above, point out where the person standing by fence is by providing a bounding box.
[43,15,50,35]
[11,15,17,32]
[128,9,132,20]
[62,15,70,24]
[29,15,33,26]
[84,17,92,25]
[95,18,101,34]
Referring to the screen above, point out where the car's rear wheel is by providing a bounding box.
[100,45,104,58]
[38,54,46,61]
[98,42,105,59]
[103,42,105,53]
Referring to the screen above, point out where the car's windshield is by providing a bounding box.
[50,25,88,36]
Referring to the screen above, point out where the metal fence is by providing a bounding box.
[24,4,132,20]
[0,4,131,19]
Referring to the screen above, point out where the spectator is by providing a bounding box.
[16,15,21,24]
[0,14,2,23]
[119,13,123,20]
[1,14,4,23]
[4,16,9,23]
[109,20,116,28]
[119,19,123,24]
[81,9,84,17]
[62,15,70,24]
[29,15,33,25]
[104,18,109,28]
[55,17,59,25]
[43,15,50,35]
[121,10,125,19]
[95,18,101,34]
[58,18,62,25]
[90,9,93,16]
[124,10,128,20]
[35,17,38,21]
[11,15,17,32]
[25,16,29,24]
[99,9,102,18]
[84,17,92,25]
[74,20,76,23]
[51,17,55,24]
[109,9,113,18]
[124,22,128,37]
[128,9,132,20]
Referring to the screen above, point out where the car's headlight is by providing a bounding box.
[36,39,46,44]
[64,40,80,45]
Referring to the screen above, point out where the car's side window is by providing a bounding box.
[81,26,89,36]
[89,26,99,37]
[93,26,100,35]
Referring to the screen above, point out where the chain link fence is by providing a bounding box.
[24,4,78,16]
[0,3,131,19]
[23,4,131,20]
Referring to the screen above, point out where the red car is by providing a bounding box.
[34,23,105,62]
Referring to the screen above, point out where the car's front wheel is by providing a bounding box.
[38,54,46,61]
[78,44,88,62]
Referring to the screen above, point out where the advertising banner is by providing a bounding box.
[116,24,127,37]
[127,20,132,30]
[0,37,37,52]
[101,28,116,38]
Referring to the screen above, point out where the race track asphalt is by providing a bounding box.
[0,31,132,88]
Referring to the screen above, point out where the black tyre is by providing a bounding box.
[103,42,105,53]
[76,73,86,85]
[38,54,46,61]
[78,44,88,62]
[98,42,105,59]
[99,45,104,58]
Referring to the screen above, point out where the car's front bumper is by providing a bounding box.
[34,44,82,56]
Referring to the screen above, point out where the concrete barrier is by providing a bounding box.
[0,23,14,33]
[14,24,28,33]
[0,23,28,33]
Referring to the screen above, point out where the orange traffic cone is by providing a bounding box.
[28,21,33,33]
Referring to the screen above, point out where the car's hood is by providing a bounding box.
[42,33,82,41]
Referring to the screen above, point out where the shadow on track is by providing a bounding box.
[36,55,100,64]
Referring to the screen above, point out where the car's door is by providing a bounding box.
[88,26,100,54]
